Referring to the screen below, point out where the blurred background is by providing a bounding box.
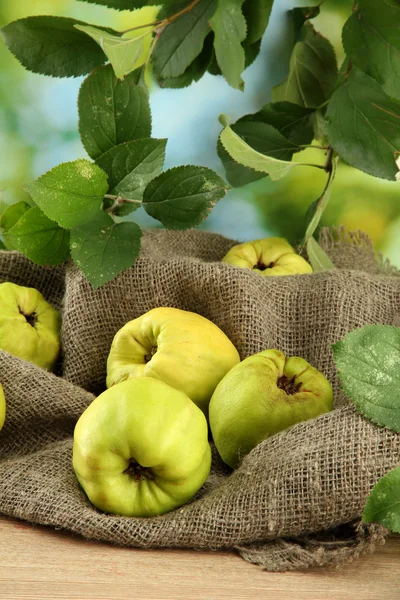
[1,0,400,265]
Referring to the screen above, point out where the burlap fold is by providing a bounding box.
[0,228,399,572]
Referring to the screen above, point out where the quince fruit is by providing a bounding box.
[73,377,211,517]
[222,237,313,276]
[106,307,240,416]
[0,282,61,370]
[0,384,5,431]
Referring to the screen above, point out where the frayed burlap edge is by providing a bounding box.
[235,522,388,572]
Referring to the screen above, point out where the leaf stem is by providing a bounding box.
[300,146,337,250]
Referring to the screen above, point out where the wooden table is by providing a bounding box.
[0,515,398,599]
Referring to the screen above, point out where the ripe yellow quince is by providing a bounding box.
[0,384,5,431]
[0,282,61,370]
[222,237,313,276]
[106,307,240,417]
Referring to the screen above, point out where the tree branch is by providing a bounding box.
[119,0,201,36]
[103,195,141,216]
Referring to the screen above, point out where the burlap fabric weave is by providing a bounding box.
[0,227,399,572]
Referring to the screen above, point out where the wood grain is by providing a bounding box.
[0,515,399,600]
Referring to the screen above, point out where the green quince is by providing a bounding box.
[209,349,333,468]
[73,377,211,517]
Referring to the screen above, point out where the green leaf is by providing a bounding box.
[25,160,109,229]
[207,49,222,75]
[332,324,400,431]
[158,32,214,88]
[243,38,262,69]
[342,0,400,100]
[143,166,228,228]
[0,201,31,232]
[242,0,273,44]
[218,120,300,187]
[0,201,31,250]
[5,207,70,266]
[75,25,149,80]
[210,0,247,90]
[219,115,314,182]
[0,240,6,251]
[1,16,108,78]
[363,467,400,532]
[272,21,337,108]
[313,110,328,143]
[152,0,217,80]
[78,65,152,161]
[289,5,320,35]
[326,67,400,180]
[70,212,142,289]
[240,101,315,146]
[306,235,335,272]
[304,155,338,243]
[78,0,154,8]
[96,138,167,215]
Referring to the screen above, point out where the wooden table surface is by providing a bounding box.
[0,515,399,600]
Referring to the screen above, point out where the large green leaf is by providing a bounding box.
[218,119,300,187]
[219,115,313,182]
[78,65,151,160]
[242,0,273,44]
[25,160,109,229]
[152,0,217,80]
[326,67,400,180]
[1,16,108,78]
[332,324,400,431]
[342,0,400,100]
[75,25,150,80]
[363,467,400,533]
[96,138,167,215]
[210,0,247,90]
[272,21,337,108]
[70,212,142,289]
[143,166,228,228]
[5,207,70,266]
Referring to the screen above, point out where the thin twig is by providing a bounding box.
[118,20,163,35]
[119,0,201,36]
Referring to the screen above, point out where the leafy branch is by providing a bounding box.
[216,0,400,270]
[0,65,228,288]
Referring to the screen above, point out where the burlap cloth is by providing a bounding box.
[0,227,399,572]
